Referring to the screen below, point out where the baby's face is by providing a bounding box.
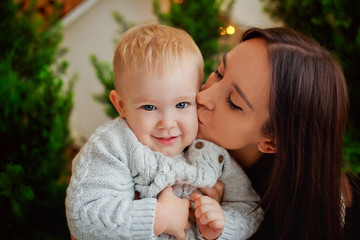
[120,62,200,156]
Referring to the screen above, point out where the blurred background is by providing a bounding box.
[1,0,359,239]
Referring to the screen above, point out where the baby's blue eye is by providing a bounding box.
[142,105,156,111]
[176,102,188,109]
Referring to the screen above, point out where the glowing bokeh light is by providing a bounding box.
[226,25,235,35]
[219,25,235,36]
[219,27,226,35]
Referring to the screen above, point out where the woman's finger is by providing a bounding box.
[198,181,224,203]
[189,191,202,202]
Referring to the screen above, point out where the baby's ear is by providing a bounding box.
[109,90,126,118]
[257,138,276,154]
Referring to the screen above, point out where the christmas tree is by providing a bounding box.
[0,0,73,238]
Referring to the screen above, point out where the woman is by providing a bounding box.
[197,27,358,239]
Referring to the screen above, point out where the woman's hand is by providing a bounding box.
[190,191,225,239]
[154,187,191,240]
[198,180,224,203]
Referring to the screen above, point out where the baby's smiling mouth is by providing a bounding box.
[154,136,178,145]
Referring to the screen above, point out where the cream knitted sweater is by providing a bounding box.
[66,118,263,239]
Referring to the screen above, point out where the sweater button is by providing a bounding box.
[195,141,204,149]
[218,155,224,163]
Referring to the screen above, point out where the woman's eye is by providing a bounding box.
[142,105,156,111]
[176,102,188,109]
[226,94,243,111]
[214,69,223,80]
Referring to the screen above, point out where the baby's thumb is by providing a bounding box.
[163,186,174,193]
[175,230,186,240]
[182,198,191,209]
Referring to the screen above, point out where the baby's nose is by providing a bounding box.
[156,118,177,129]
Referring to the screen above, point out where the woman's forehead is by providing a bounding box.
[226,38,270,110]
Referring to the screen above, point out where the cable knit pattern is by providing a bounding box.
[134,139,226,199]
[66,118,263,239]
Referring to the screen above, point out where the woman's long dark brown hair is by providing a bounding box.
[242,28,349,239]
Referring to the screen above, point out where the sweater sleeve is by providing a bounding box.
[215,158,264,240]
[65,120,157,240]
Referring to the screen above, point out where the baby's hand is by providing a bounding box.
[155,187,191,240]
[190,191,225,240]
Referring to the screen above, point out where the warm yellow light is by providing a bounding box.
[226,25,235,35]
[219,27,226,35]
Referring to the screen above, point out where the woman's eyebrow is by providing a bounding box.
[224,53,254,110]
[232,83,254,111]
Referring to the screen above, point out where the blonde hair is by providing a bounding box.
[113,24,204,92]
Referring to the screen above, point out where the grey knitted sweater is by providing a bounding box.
[66,118,263,239]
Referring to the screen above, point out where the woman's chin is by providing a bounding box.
[196,130,204,139]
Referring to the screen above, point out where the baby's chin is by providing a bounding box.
[159,151,181,157]
[155,147,185,157]
[158,143,195,157]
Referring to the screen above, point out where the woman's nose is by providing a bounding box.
[197,86,215,110]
